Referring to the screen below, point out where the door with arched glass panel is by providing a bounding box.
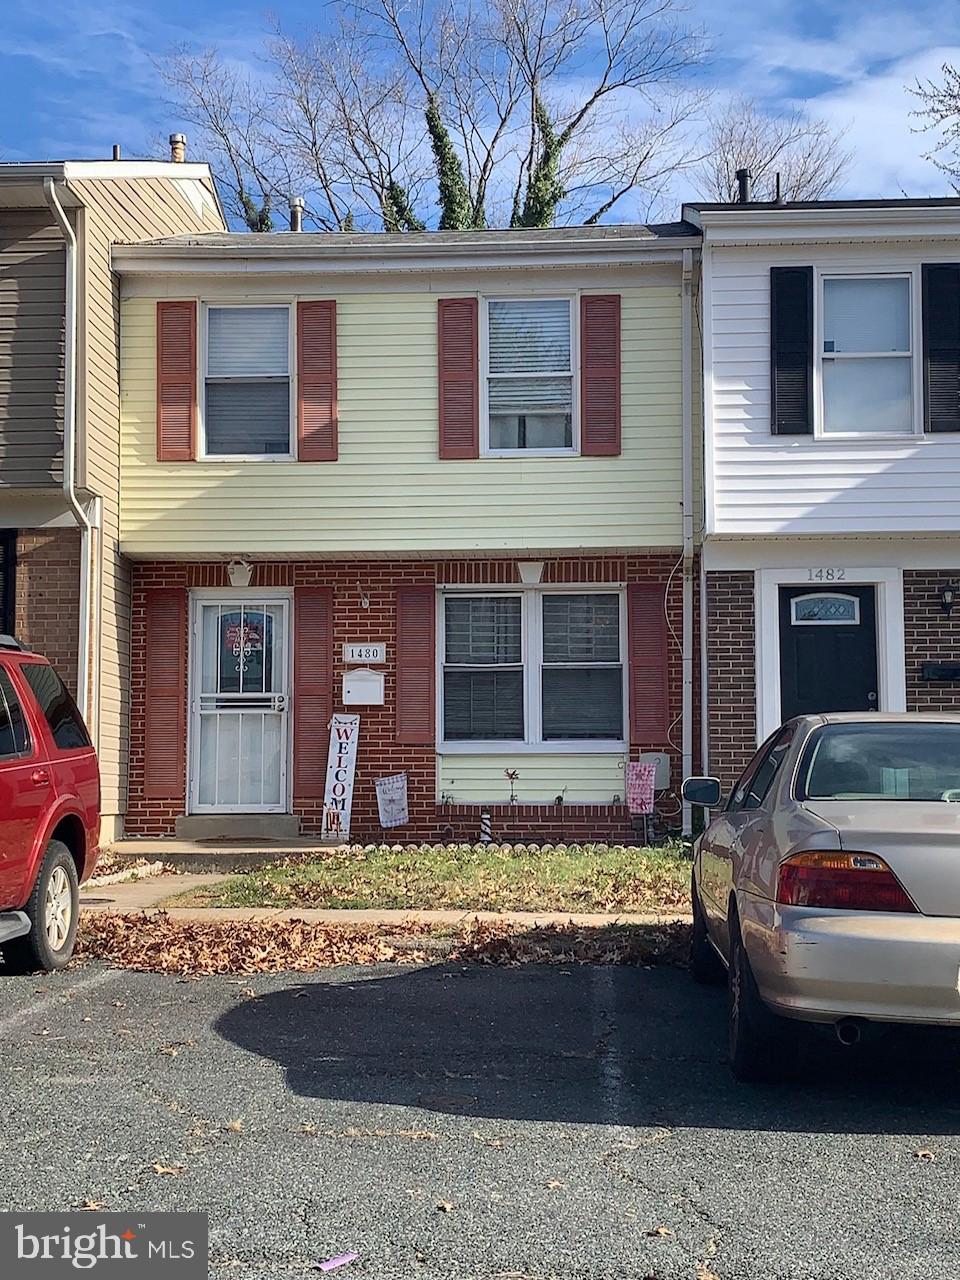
[778,586,878,721]
[189,597,289,812]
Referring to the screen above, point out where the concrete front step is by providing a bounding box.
[104,839,329,874]
[174,813,301,841]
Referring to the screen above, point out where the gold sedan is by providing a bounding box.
[683,714,960,1082]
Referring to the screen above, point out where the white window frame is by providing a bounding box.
[437,584,627,753]
[198,301,297,461]
[814,269,921,441]
[480,295,580,458]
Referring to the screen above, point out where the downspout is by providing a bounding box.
[680,248,695,836]
[42,178,96,733]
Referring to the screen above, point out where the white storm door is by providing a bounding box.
[190,598,290,812]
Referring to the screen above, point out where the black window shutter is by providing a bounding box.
[922,264,960,433]
[770,266,813,435]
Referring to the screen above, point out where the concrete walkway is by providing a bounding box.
[80,875,690,926]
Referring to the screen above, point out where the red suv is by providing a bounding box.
[0,637,99,972]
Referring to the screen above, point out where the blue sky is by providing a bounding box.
[3,0,960,203]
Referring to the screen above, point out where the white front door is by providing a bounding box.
[189,596,290,813]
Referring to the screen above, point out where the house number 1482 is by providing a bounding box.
[807,567,846,582]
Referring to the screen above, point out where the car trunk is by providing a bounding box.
[803,801,960,917]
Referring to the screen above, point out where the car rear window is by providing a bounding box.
[0,667,30,758]
[799,723,960,801]
[18,663,91,751]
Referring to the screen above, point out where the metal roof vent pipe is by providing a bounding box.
[112,145,122,161]
[289,196,305,232]
[169,133,187,163]
[735,167,752,203]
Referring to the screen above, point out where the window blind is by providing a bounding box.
[207,307,289,377]
[488,299,571,373]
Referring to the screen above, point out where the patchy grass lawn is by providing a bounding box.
[165,841,691,914]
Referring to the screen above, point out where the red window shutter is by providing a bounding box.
[156,301,197,461]
[293,586,334,800]
[396,586,435,744]
[143,589,187,800]
[580,294,621,456]
[627,583,669,744]
[297,301,338,461]
[438,297,479,459]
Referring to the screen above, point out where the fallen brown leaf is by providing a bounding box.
[150,1163,185,1177]
[915,1148,936,1161]
[545,1179,566,1190]
[647,1226,673,1237]
[77,1200,108,1211]
[437,1200,456,1213]
[225,1119,244,1133]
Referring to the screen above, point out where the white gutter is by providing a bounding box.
[680,248,695,836]
[42,177,97,735]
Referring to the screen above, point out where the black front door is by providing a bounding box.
[778,585,878,721]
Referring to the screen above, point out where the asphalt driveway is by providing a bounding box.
[1,959,958,1279]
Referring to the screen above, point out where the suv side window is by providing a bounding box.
[0,667,30,758]
[18,663,90,751]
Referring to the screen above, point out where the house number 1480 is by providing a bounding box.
[807,567,846,582]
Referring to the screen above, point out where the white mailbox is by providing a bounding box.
[342,667,385,706]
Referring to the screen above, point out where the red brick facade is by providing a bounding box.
[12,528,81,696]
[904,569,960,714]
[126,554,686,842]
[705,571,756,794]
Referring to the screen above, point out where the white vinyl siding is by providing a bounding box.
[706,242,960,536]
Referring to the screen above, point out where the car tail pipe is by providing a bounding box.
[834,1018,864,1047]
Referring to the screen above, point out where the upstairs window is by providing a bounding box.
[203,306,293,457]
[821,276,913,436]
[484,299,575,453]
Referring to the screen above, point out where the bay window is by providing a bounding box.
[484,298,575,453]
[820,275,913,435]
[441,589,625,747]
[203,305,293,457]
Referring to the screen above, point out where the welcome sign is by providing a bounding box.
[322,713,361,840]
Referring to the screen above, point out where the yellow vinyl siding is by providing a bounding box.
[120,286,682,555]
[438,753,627,804]
[70,175,224,835]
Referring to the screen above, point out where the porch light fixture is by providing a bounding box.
[227,559,253,589]
[941,582,957,616]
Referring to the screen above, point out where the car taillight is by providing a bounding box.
[777,851,917,913]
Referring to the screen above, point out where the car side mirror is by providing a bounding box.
[682,776,723,808]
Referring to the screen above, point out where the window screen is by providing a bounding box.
[487,300,573,450]
[205,307,291,456]
[19,663,90,750]
[443,597,524,740]
[0,667,29,759]
[541,594,622,740]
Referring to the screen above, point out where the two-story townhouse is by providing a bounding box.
[114,224,700,843]
[0,147,226,840]
[690,196,960,792]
